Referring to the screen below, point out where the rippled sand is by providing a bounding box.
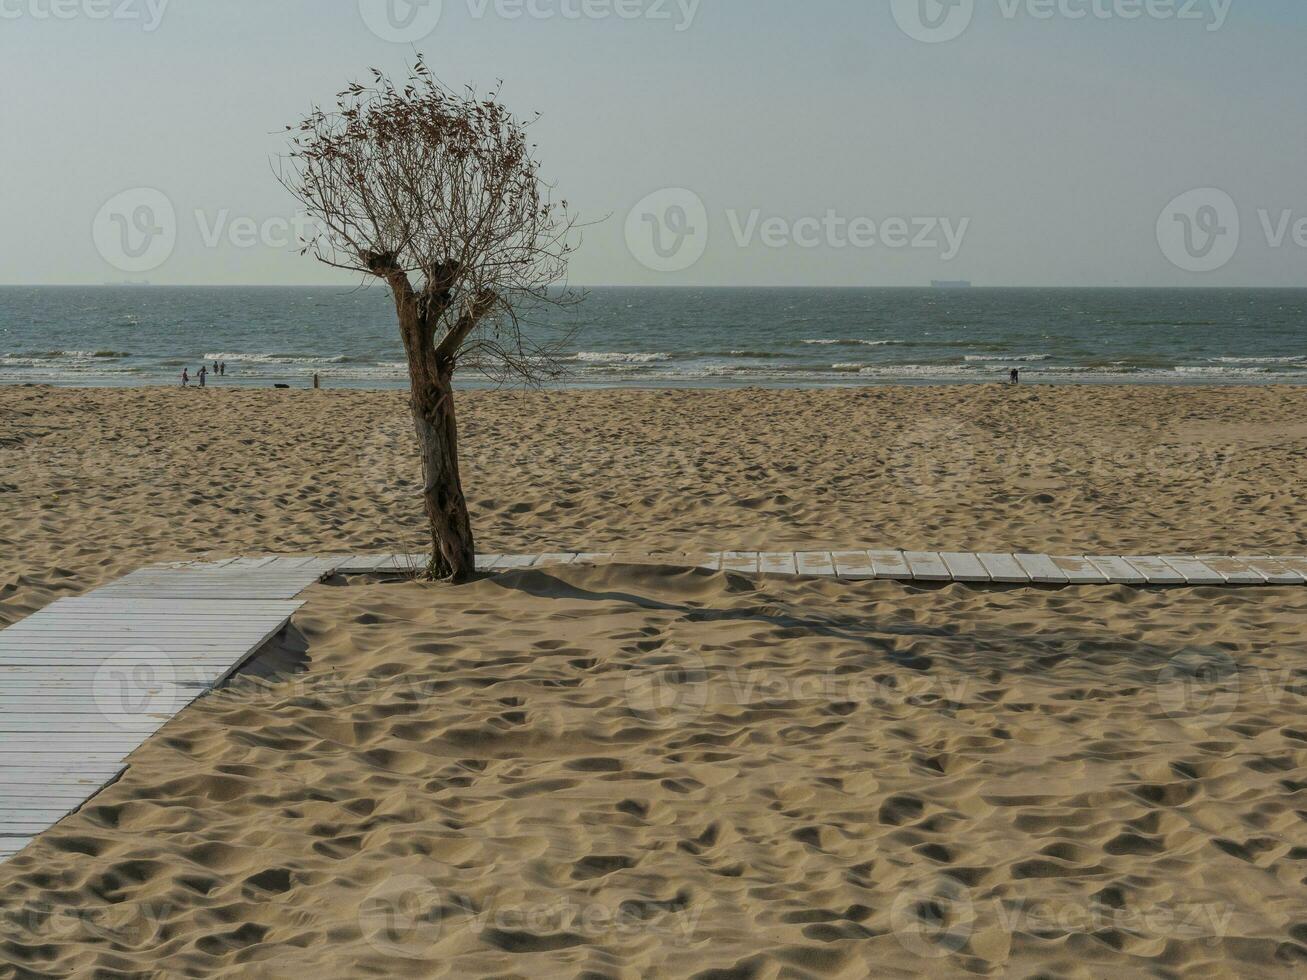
[1,385,1306,975]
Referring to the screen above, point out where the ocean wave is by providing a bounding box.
[857,364,978,377]
[1173,365,1274,375]
[963,354,1052,363]
[1208,355,1306,365]
[19,350,133,360]
[572,352,672,364]
[801,339,892,347]
[203,352,351,365]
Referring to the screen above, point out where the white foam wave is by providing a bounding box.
[1208,355,1306,365]
[802,339,892,347]
[203,352,350,365]
[963,354,1052,363]
[573,352,672,364]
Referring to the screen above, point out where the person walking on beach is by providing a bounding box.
[198,365,207,388]
[181,368,189,387]
[1009,368,1020,386]
[219,361,226,377]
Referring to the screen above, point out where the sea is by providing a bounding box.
[1,286,1305,389]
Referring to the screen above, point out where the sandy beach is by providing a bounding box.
[3,384,1307,976]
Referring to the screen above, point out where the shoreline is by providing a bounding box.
[6,378,1307,391]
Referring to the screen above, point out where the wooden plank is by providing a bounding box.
[1,622,296,634]
[0,763,126,774]
[0,717,170,732]
[491,555,539,570]
[1159,556,1227,586]
[940,553,991,583]
[0,777,121,789]
[0,790,107,802]
[337,555,390,573]
[1083,556,1147,585]
[696,553,722,571]
[1014,554,1070,585]
[1197,557,1267,585]
[0,570,311,866]
[574,553,615,565]
[0,801,92,816]
[0,821,59,836]
[903,552,952,582]
[760,553,799,576]
[47,597,303,610]
[976,553,1030,584]
[368,554,429,573]
[266,556,319,569]
[721,553,761,574]
[1120,556,1186,586]
[1270,557,1307,582]
[795,552,836,577]
[832,552,876,580]
[868,551,914,581]
[1050,556,1110,585]
[536,554,579,567]
[1232,557,1305,585]
[94,569,320,583]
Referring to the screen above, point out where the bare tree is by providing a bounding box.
[281,58,578,582]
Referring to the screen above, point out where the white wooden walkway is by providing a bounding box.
[0,558,328,864]
[333,551,1307,587]
[4,547,1304,865]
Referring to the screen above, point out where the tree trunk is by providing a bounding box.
[385,272,476,584]
[411,364,476,583]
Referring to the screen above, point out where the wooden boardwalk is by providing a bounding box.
[0,559,326,864]
[4,546,1304,864]
[333,551,1307,587]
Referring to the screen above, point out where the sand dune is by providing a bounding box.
[2,385,1307,975]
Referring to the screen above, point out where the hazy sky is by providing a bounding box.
[2,0,1305,286]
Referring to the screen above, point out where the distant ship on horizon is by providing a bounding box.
[931,280,972,289]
